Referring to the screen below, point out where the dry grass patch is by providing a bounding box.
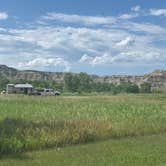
[0,118,112,154]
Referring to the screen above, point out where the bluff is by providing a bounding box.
[0,65,64,83]
[0,65,166,90]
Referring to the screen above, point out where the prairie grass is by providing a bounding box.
[1,134,166,166]
[0,94,166,154]
[0,118,111,154]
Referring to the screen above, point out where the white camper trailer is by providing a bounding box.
[6,83,33,95]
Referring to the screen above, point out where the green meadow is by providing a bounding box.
[0,94,166,165]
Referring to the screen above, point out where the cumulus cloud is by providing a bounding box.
[79,53,114,65]
[119,13,139,20]
[91,53,113,65]
[115,51,158,63]
[131,6,141,12]
[117,22,166,34]
[79,49,165,66]
[115,37,135,47]
[150,9,166,16]
[18,57,71,72]
[0,9,165,73]
[0,12,8,20]
[0,27,7,32]
[8,26,130,53]
[41,12,115,26]
[1,24,165,71]
[79,54,93,63]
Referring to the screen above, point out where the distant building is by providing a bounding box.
[6,83,33,95]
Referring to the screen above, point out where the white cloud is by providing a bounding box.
[118,22,166,34]
[79,54,93,63]
[80,53,114,65]
[115,50,164,63]
[79,49,165,66]
[9,26,129,52]
[115,37,135,47]
[119,13,139,19]
[0,27,7,32]
[150,9,166,16]
[1,24,165,70]
[91,53,113,65]
[0,10,165,73]
[131,6,141,12]
[0,12,8,20]
[41,12,115,26]
[18,57,71,72]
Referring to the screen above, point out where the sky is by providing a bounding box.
[0,0,166,75]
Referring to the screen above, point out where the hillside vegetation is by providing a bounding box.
[0,65,166,93]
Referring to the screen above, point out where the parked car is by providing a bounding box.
[54,91,61,96]
[28,90,41,96]
[41,89,61,96]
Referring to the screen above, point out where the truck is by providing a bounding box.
[40,89,61,96]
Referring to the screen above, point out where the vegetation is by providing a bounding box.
[1,134,166,166]
[0,72,153,94]
[0,77,9,91]
[0,118,111,154]
[140,82,151,93]
[64,73,141,94]
[0,94,166,155]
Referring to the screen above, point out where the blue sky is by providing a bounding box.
[0,0,165,75]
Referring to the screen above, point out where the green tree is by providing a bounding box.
[0,77,9,91]
[77,72,93,92]
[64,73,79,92]
[125,84,139,93]
[140,82,151,93]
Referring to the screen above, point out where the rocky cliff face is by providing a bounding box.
[93,70,166,90]
[0,65,65,83]
[0,65,18,78]
[0,65,166,90]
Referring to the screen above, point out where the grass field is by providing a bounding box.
[1,134,166,166]
[0,94,166,165]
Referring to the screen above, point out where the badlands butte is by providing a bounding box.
[0,64,166,90]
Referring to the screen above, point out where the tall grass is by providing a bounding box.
[0,94,166,154]
[0,118,111,154]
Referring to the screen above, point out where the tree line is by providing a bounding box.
[0,73,152,94]
[64,73,151,94]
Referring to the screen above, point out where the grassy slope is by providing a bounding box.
[1,134,166,166]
